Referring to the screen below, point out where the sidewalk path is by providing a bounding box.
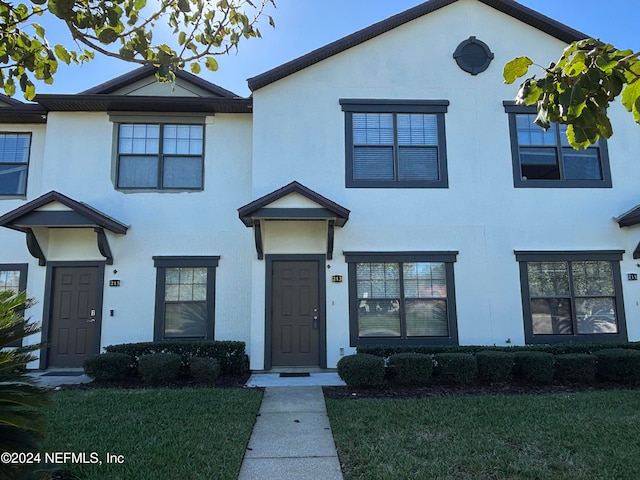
[237,386,344,480]
[26,370,93,388]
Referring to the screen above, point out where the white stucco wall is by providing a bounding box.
[0,123,47,356]
[0,111,254,365]
[249,0,640,366]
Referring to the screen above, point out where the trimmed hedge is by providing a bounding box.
[189,357,221,383]
[433,353,477,385]
[138,353,182,385]
[105,340,247,375]
[476,351,514,384]
[513,351,555,384]
[595,349,640,384]
[387,353,433,385]
[358,342,640,358]
[325,343,640,389]
[83,352,131,381]
[554,354,597,384]
[337,354,385,387]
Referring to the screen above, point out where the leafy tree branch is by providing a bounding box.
[0,0,276,99]
[504,38,640,149]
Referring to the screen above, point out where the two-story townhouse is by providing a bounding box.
[0,68,256,368]
[1,0,639,371]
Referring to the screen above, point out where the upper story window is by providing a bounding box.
[340,100,449,188]
[117,123,204,190]
[0,133,31,196]
[504,104,612,188]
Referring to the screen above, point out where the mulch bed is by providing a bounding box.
[323,381,640,400]
[53,373,640,398]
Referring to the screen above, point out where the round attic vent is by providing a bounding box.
[453,36,494,75]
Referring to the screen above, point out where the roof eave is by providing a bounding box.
[33,94,253,114]
[616,206,640,228]
[0,105,47,124]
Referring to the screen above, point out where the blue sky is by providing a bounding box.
[33,0,640,97]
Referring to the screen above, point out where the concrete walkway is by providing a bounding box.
[245,372,345,387]
[26,370,93,388]
[237,386,344,480]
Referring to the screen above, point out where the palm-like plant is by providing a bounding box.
[0,290,49,480]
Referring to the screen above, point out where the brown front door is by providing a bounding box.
[48,266,101,367]
[271,260,320,367]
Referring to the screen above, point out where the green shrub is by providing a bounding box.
[0,291,49,480]
[433,353,477,385]
[83,352,131,381]
[337,354,385,387]
[138,353,182,385]
[105,340,247,375]
[554,354,597,384]
[387,353,433,384]
[595,349,640,384]
[189,357,221,383]
[475,351,514,383]
[513,351,555,384]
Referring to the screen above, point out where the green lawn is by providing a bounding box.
[41,388,262,480]
[327,390,640,480]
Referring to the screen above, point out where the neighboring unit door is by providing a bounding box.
[271,260,320,367]
[48,266,101,368]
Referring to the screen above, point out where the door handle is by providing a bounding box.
[87,318,96,323]
[313,316,318,329]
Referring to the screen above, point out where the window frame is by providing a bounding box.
[505,103,612,188]
[515,251,627,344]
[0,263,28,347]
[0,132,31,197]
[116,122,205,191]
[340,100,449,188]
[153,256,219,341]
[345,251,458,346]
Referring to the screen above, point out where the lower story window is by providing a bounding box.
[516,251,627,344]
[153,256,219,341]
[345,252,458,346]
[0,263,28,347]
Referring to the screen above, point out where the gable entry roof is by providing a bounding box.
[615,205,640,259]
[0,191,128,265]
[247,0,588,91]
[238,181,350,260]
